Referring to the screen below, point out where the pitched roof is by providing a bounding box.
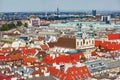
[106,33,120,40]
[0,50,5,55]
[56,36,76,49]
[22,48,36,55]
[0,56,11,60]
[0,75,14,80]
[0,53,23,61]
[47,42,57,48]
[40,44,49,50]
[19,46,28,50]
[38,36,45,40]
[2,47,11,52]
[42,54,54,64]
[42,53,85,64]
[95,40,120,51]
[91,52,97,56]
[23,57,36,63]
[32,70,44,76]
[48,66,91,79]
[94,40,102,46]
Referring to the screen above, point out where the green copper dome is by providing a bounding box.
[89,24,94,37]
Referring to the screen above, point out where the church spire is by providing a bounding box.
[57,0,60,17]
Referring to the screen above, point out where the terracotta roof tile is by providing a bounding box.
[0,50,5,55]
[32,70,44,76]
[107,33,120,40]
[38,36,45,40]
[42,53,85,64]
[47,42,57,48]
[0,75,14,80]
[40,44,49,50]
[22,48,36,55]
[23,57,36,63]
[48,66,91,80]
[95,40,120,51]
[56,37,76,49]
[91,52,97,56]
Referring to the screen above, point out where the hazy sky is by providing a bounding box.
[0,0,120,12]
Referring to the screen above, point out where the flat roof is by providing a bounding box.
[49,21,120,28]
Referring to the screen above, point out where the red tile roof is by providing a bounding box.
[94,40,102,46]
[53,55,72,64]
[70,53,84,61]
[42,54,54,64]
[19,78,25,80]
[107,33,120,40]
[42,53,85,64]
[47,42,57,48]
[48,66,91,80]
[40,44,49,50]
[0,50,5,55]
[38,36,45,40]
[19,46,28,50]
[91,52,97,56]
[0,56,11,60]
[0,75,14,80]
[0,53,23,61]
[95,40,120,51]
[2,47,11,52]
[22,48,36,55]
[23,57,36,63]
[9,53,22,60]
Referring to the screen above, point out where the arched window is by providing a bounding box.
[81,42,83,46]
[77,42,79,46]
[83,39,85,44]
[92,40,94,44]
[86,41,88,45]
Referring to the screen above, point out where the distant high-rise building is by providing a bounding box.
[57,7,60,16]
[101,16,110,24]
[92,10,96,17]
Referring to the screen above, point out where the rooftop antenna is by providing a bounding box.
[57,0,60,17]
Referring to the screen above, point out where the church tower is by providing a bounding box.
[89,24,94,38]
[76,23,95,50]
[76,23,82,38]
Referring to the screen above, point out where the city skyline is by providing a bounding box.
[0,0,120,12]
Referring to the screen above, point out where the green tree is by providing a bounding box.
[17,21,22,26]
[80,56,87,62]
[0,23,9,31]
[0,22,16,31]
[8,22,16,29]
[24,23,28,27]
